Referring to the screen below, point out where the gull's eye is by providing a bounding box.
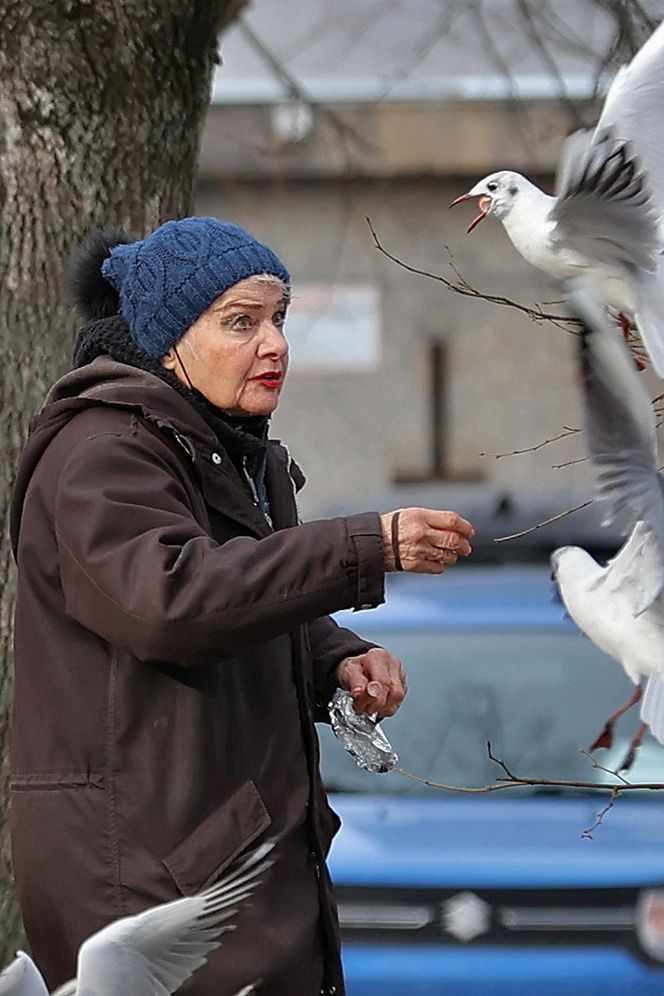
[487,181,498,192]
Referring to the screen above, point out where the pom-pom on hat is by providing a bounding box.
[101,216,291,358]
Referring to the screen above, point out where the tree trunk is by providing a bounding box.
[0,0,244,960]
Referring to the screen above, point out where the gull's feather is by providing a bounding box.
[75,841,274,996]
[551,129,661,271]
[568,282,664,540]
[603,520,664,617]
[634,264,664,380]
[641,670,664,744]
[597,18,664,222]
[51,983,76,996]
[0,953,48,996]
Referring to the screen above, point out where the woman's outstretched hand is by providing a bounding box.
[380,508,475,574]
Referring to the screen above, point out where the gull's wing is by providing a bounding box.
[567,283,664,542]
[0,953,49,996]
[550,127,661,271]
[642,670,664,745]
[596,18,664,219]
[75,841,274,996]
[603,519,664,617]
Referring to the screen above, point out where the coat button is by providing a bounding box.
[211,452,222,465]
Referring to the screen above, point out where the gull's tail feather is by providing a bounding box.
[641,672,664,746]
[233,981,263,995]
[634,265,664,377]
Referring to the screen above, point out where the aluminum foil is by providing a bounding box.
[328,688,398,773]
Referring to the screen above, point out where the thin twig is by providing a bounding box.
[551,456,588,470]
[238,20,373,155]
[480,427,580,459]
[581,789,621,839]
[579,748,630,786]
[493,498,592,543]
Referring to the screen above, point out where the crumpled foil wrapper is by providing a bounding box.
[328,688,398,773]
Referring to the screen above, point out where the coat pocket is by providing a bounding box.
[162,779,271,896]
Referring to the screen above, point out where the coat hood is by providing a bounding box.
[10,356,221,556]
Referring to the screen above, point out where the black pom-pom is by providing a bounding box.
[68,227,135,321]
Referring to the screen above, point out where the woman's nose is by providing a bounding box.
[258,323,288,358]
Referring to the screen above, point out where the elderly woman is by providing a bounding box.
[9,217,474,996]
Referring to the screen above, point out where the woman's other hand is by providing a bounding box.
[337,648,407,719]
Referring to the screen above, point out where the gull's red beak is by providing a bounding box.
[449,193,493,234]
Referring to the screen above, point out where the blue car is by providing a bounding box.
[320,566,664,996]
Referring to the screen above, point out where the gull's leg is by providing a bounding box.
[618,312,632,341]
[619,722,648,772]
[618,312,647,371]
[589,684,643,751]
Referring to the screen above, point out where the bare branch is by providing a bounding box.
[516,0,586,129]
[394,740,664,797]
[492,498,593,543]
[366,217,582,334]
[237,20,373,157]
[394,767,664,794]
[480,427,580,460]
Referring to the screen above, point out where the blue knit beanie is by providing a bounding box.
[101,216,291,358]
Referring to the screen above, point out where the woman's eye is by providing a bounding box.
[230,315,253,331]
[273,310,286,328]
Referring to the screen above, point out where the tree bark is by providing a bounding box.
[0,0,244,960]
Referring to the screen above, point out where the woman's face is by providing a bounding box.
[163,277,289,416]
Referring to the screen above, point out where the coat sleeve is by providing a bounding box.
[307,615,380,722]
[52,422,385,665]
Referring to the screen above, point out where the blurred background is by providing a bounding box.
[195,0,664,559]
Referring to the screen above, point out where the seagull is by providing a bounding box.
[550,282,664,769]
[0,841,273,996]
[450,19,664,376]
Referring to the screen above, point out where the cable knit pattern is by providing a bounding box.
[101,217,290,358]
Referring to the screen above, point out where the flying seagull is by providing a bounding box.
[550,282,664,769]
[0,841,274,996]
[450,19,664,376]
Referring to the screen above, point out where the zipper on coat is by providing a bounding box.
[242,456,273,527]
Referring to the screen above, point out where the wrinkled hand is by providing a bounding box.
[337,647,407,719]
[380,507,474,574]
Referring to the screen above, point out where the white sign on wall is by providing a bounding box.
[285,284,382,372]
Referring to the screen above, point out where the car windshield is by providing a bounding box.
[319,625,664,796]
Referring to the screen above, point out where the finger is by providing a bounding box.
[353,683,399,719]
[339,658,369,699]
[382,668,407,716]
[424,510,475,536]
[432,531,472,556]
[367,678,390,713]
[352,688,381,716]
[359,651,396,712]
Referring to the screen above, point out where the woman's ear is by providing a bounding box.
[162,348,177,371]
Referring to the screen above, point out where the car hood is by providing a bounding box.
[328,794,664,888]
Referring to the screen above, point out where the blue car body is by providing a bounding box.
[321,567,664,995]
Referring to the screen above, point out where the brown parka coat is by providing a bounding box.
[9,357,386,996]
